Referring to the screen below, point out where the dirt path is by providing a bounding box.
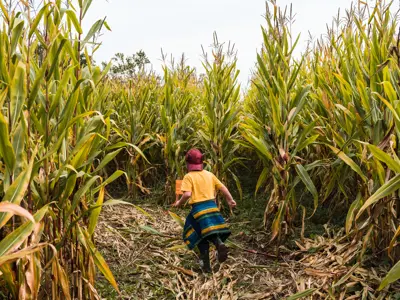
[94,204,399,300]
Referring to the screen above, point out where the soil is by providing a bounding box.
[94,198,400,300]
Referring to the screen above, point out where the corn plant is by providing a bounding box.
[304,0,400,288]
[109,74,159,197]
[158,57,200,203]
[0,1,124,298]
[199,34,243,202]
[307,0,400,259]
[241,3,317,242]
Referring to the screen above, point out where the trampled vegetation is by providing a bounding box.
[1,0,400,299]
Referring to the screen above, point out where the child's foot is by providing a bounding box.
[199,250,212,273]
[199,259,212,273]
[216,243,228,263]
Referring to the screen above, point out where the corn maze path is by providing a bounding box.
[94,204,400,300]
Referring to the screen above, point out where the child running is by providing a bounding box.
[172,148,237,273]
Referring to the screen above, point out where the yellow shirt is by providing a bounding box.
[180,170,225,204]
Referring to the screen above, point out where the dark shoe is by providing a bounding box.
[199,251,212,273]
[199,259,212,273]
[216,243,228,263]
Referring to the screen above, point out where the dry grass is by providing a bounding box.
[94,205,400,300]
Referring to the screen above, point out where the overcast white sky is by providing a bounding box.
[82,0,399,87]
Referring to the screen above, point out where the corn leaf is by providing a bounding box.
[295,164,318,212]
[367,144,400,173]
[0,244,47,266]
[356,174,400,219]
[88,187,104,236]
[0,114,16,173]
[0,206,48,256]
[328,145,367,182]
[378,259,400,290]
[169,211,184,228]
[286,288,317,300]
[0,202,35,225]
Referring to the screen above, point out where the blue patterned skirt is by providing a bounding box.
[183,200,231,250]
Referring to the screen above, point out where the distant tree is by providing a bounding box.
[104,50,150,78]
[80,53,95,67]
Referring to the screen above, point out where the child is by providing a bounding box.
[172,148,237,273]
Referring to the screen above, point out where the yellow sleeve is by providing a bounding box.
[180,175,192,192]
[212,174,225,190]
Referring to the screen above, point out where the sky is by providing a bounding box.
[82,0,398,87]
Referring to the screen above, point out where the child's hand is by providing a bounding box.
[172,201,181,208]
[228,199,237,208]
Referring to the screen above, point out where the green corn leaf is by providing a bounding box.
[28,60,48,109]
[356,174,400,220]
[46,37,67,81]
[0,1,9,23]
[255,167,268,196]
[242,133,272,161]
[93,170,125,193]
[0,147,36,228]
[378,259,400,290]
[0,264,16,298]
[28,3,50,39]
[328,145,367,182]
[169,211,184,228]
[10,19,24,56]
[295,164,318,212]
[68,176,100,218]
[88,187,104,236]
[82,19,104,48]
[286,288,317,300]
[230,170,243,201]
[140,225,162,236]
[82,0,94,18]
[374,93,400,123]
[367,144,400,173]
[11,120,26,177]
[106,142,150,164]
[287,85,311,126]
[78,227,119,292]
[297,134,319,152]
[92,148,123,173]
[0,88,8,108]
[382,81,397,102]
[346,193,362,234]
[65,10,82,34]
[70,135,95,168]
[10,63,26,128]
[49,67,72,117]
[292,120,317,157]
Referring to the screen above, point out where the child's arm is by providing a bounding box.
[172,191,191,207]
[219,186,236,208]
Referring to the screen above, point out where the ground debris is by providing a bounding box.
[95,205,400,299]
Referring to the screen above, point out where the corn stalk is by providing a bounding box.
[242,3,317,242]
[0,1,124,298]
[199,34,243,203]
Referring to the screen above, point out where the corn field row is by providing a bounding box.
[0,0,400,298]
